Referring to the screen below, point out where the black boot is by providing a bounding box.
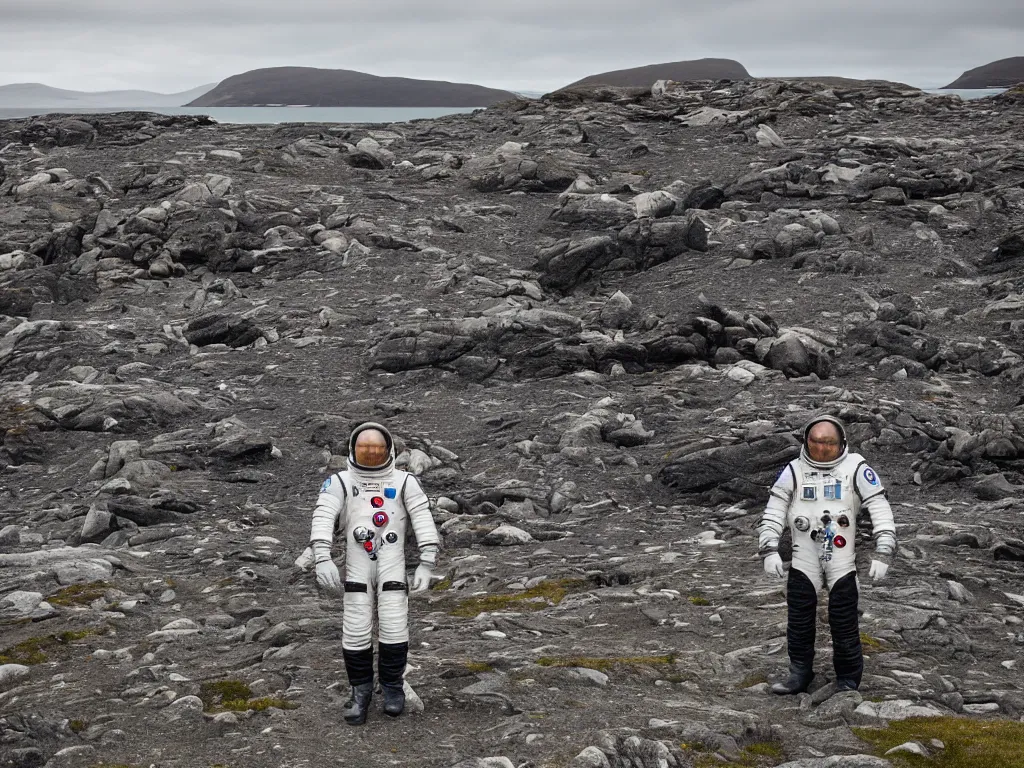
[342,647,374,725]
[343,683,374,725]
[381,682,405,717]
[836,677,859,692]
[378,642,409,717]
[771,665,815,695]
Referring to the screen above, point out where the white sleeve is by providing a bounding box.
[309,474,346,560]
[854,462,896,557]
[402,473,440,563]
[757,462,795,557]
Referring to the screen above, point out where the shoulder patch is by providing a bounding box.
[863,467,879,486]
[320,477,332,493]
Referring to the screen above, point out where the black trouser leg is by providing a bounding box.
[342,647,374,687]
[828,572,863,687]
[786,568,818,673]
[378,642,408,686]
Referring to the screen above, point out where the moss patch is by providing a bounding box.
[738,672,769,689]
[860,632,887,651]
[199,679,297,713]
[0,628,103,665]
[431,576,452,591]
[464,661,494,673]
[537,654,676,673]
[450,579,588,618]
[855,716,1024,768]
[689,595,712,606]
[47,581,110,607]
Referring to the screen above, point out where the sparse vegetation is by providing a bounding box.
[0,628,103,665]
[450,578,589,617]
[860,632,886,650]
[464,661,494,673]
[47,581,110,607]
[199,679,297,713]
[737,672,769,689]
[855,716,1024,768]
[689,594,712,606]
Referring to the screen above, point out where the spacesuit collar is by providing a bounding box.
[346,460,395,480]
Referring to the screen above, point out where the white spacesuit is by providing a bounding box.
[757,415,897,693]
[307,422,440,724]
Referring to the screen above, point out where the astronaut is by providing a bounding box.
[307,422,440,725]
[757,415,896,694]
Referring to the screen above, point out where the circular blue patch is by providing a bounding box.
[863,467,879,486]
[320,477,332,493]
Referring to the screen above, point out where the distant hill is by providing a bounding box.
[770,76,916,89]
[564,58,750,89]
[942,57,1024,89]
[187,67,517,107]
[0,82,216,108]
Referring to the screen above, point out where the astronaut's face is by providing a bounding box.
[354,429,389,467]
[807,422,842,463]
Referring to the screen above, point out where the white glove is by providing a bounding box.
[294,546,315,571]
[410,563,434,593]
[869,559,889,582]
[763,553,785,578]
[315,558,342,592]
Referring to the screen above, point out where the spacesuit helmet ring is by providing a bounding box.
[801,415,848,466]
[348,422,396,471]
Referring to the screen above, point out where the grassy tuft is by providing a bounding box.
[738,672,769,689]
[0,627,103,665]
[855,716,1024,768]
[464,661,494,673]
[47,582,111,607]
[199,679,297,713]
[860,632,886,650]
[450,579,589,618]
[689,595,712,606]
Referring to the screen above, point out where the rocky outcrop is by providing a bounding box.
[0,76,1022,767]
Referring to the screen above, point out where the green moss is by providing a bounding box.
[860,632,886,650]
[222,697,297,713]
[738,672,769,689]
[0,627,103,665]
[689,595,712,606]
[199,679,297,713]
[739,741,786,764]
[464,661,494,673]
[431,577,452,591]
[199,679,252,711]
[855,716,1024,768]
[536,654,676,672]
[47,582,111,607]
[450,579,588,618]
[69,719,87,733]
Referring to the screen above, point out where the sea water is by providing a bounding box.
[0,106,485,124]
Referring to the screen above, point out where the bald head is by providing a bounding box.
[806,421,842,463]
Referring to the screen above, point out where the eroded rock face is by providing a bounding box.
[0,79,1022,766]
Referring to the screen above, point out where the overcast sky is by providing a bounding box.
[3,0,1022,93]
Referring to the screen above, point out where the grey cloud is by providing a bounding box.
[1,0,1021,92]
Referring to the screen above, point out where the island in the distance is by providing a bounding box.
[563,58,750,88]
[186,67,517,107]
[942,56,1024,89]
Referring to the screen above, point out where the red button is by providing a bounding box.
[834,535,847,548]
[371,496,384,508]
[372,511,389,527]
[362,541,374,553]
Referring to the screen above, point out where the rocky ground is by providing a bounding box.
[0,78,1023,768]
